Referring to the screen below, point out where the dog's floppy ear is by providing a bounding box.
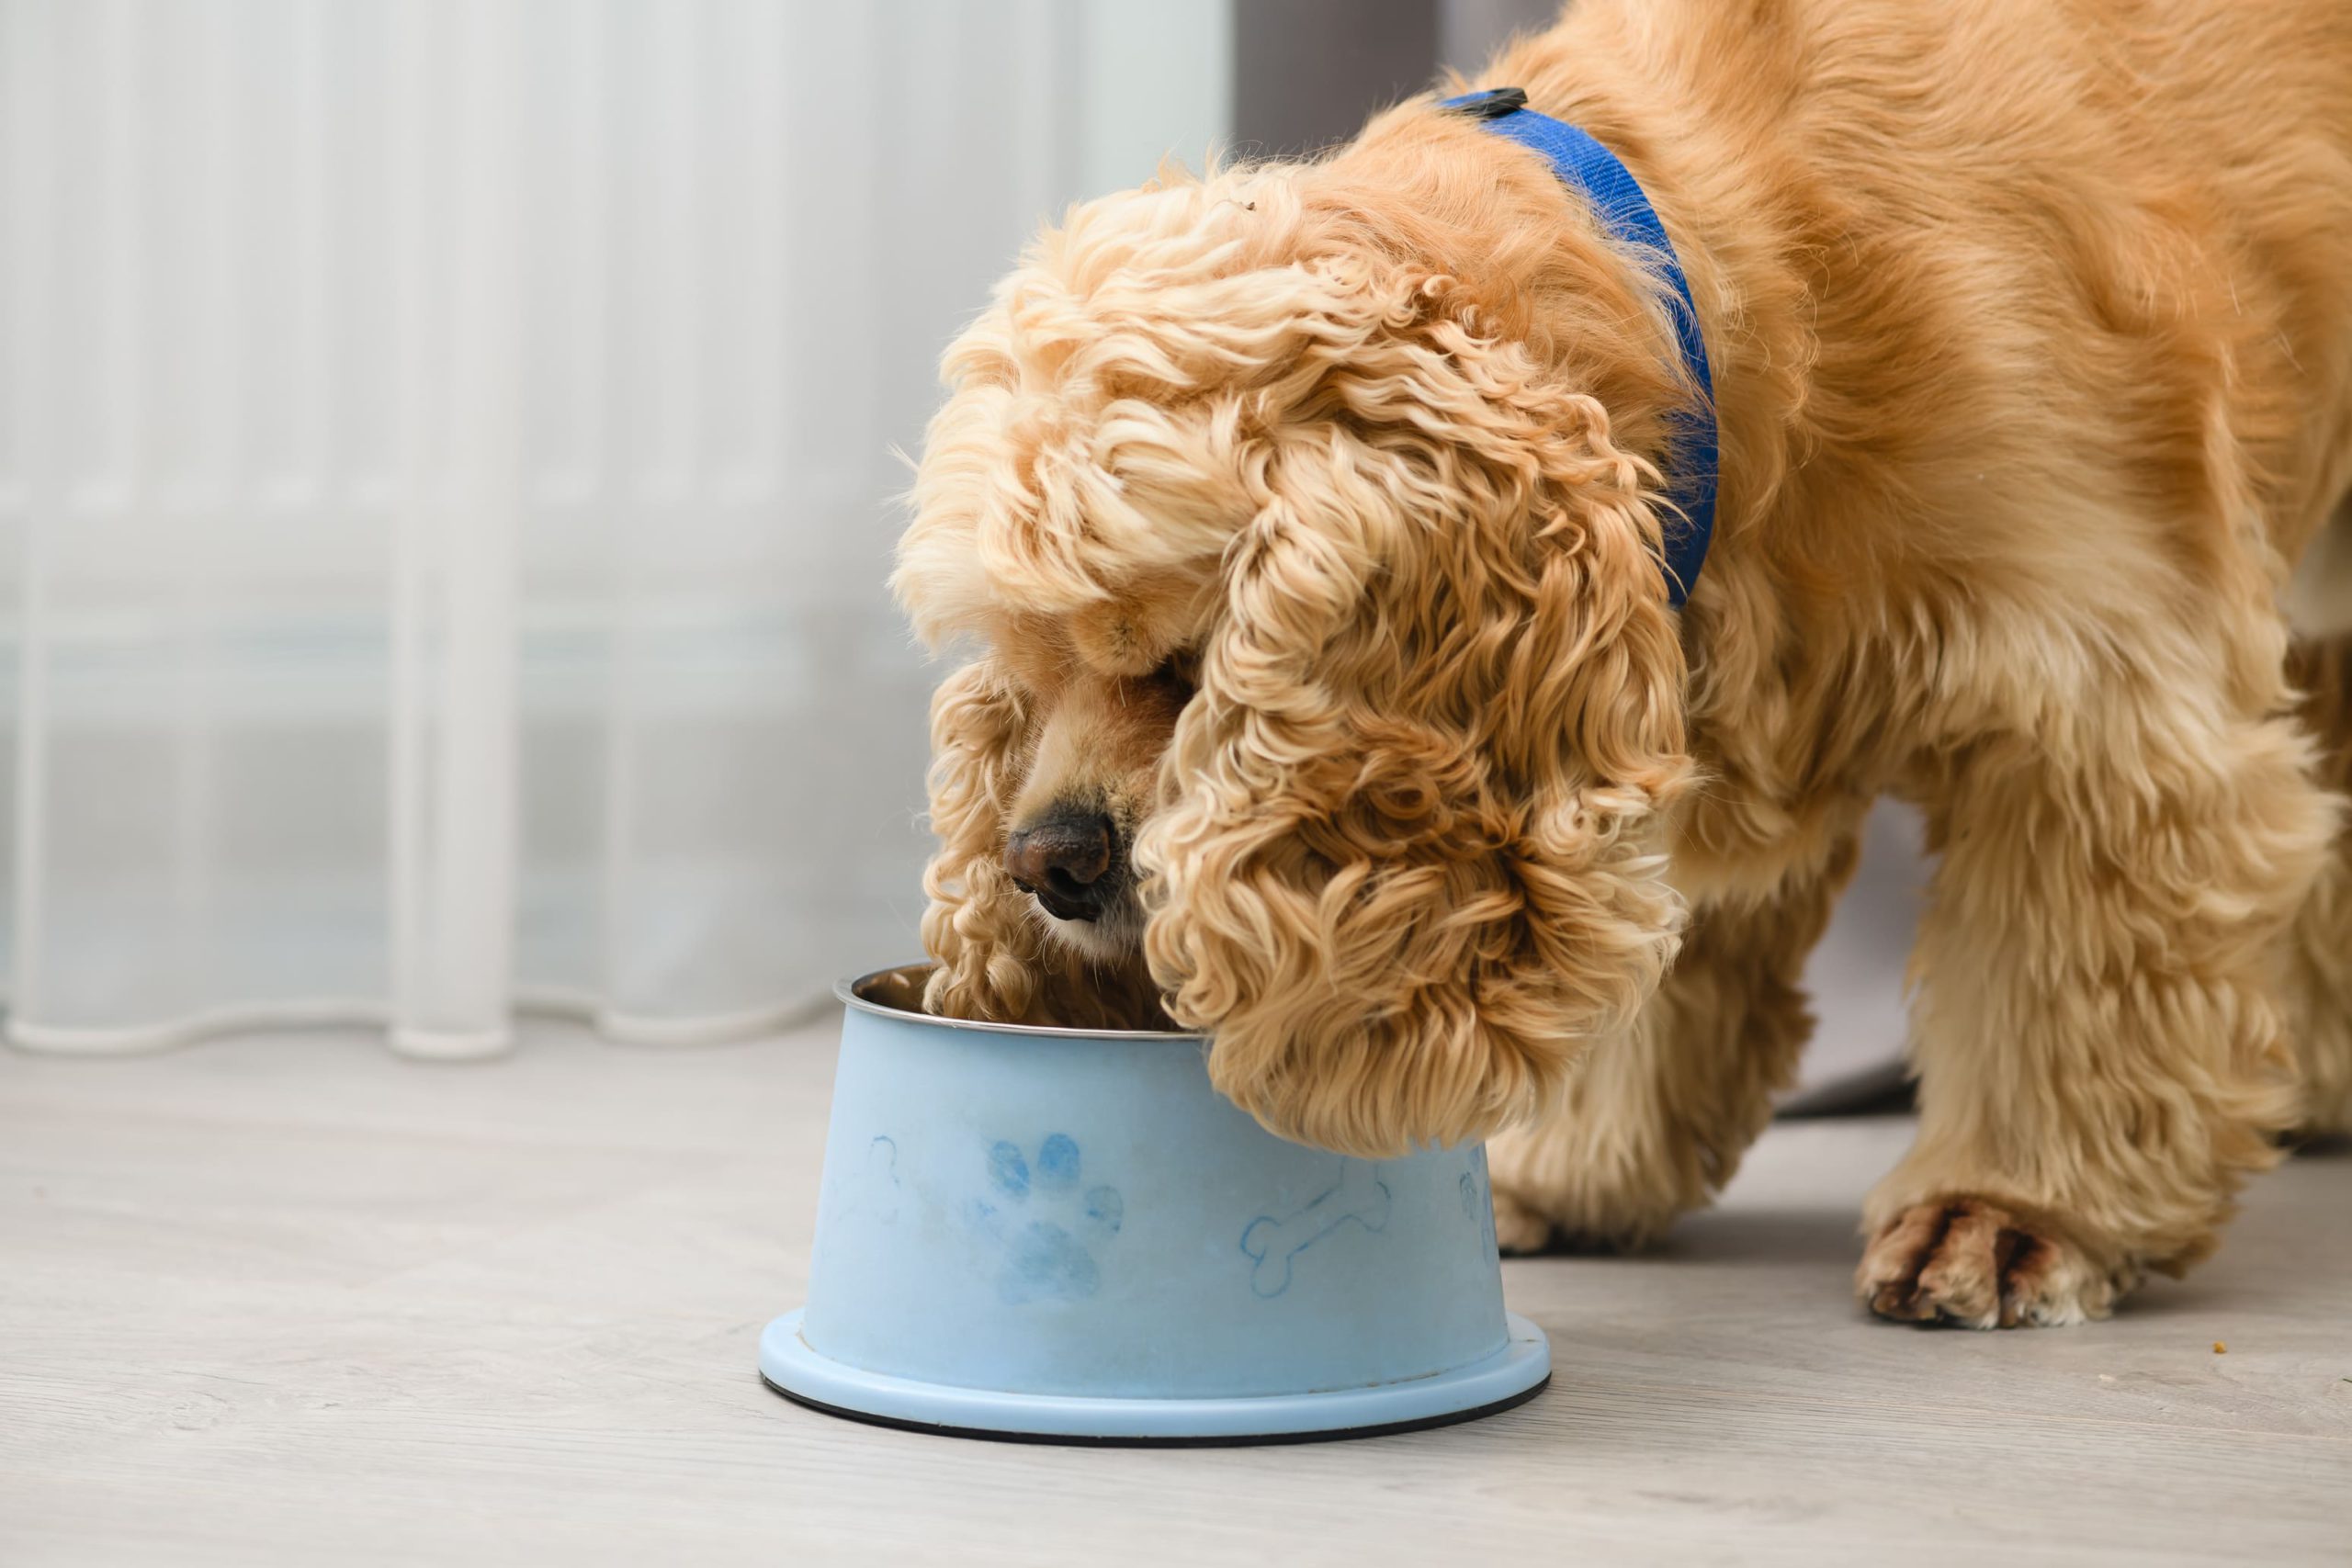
[1136,314,1694,1156]
[919,654,1164,1030]
[918,655,1046,1022]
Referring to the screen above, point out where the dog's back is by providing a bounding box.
[1503,0,2352,572]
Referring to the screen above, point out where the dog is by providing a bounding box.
[892,0,2352,1328]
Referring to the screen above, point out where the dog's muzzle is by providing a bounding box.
[1005,808,1119,922]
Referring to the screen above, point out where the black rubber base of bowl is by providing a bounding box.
[760,1371,1550,1448]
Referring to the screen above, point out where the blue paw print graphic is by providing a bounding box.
[970,1134,1124,1303]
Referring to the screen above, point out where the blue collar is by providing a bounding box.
[1441,88,1716,605]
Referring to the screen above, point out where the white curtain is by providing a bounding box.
[0,0,1230,1055]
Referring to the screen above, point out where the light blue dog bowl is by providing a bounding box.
[758,964,1551,1444]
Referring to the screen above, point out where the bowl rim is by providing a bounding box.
[836,963,1204,1042]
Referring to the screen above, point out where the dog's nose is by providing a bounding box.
[1005,811,1116,920]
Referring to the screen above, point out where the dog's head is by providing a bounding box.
[895,106,1698,1153]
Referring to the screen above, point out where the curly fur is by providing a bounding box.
[899,0,2352,1326]
[917,656,1170,1032]
[900,98,1701,1153]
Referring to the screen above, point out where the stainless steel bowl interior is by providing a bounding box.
[838,963,1201,1042]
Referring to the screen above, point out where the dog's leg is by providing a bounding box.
[1488,835,1857,1253]
[1860,695,2333,1327]
[2286,633,2352,1136]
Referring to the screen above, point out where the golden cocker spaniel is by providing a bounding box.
[893,0,2352,1328]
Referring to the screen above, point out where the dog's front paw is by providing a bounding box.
[1490,1186,1556,1256]
[1858,1198,2134,1328]
[1486,1126,1700,1257]
[1487,1178,1677,1256]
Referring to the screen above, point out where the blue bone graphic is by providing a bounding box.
[1239,1159,1392,1298]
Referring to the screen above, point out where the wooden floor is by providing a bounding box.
[3,1020,2346,1566]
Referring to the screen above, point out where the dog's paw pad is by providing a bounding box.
[1858,1198,2120,1328]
